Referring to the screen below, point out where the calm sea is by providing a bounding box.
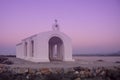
[73,56,120,62]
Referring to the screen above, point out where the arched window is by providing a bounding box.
[31,40,34,57]
[24,42,27,56]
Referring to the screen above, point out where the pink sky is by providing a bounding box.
[0,0,120,54]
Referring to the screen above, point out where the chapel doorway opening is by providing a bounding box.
[49,36,64,61]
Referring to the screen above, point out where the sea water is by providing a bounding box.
[73,56,120,62]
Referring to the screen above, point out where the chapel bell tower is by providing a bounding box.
[52,19,60,31]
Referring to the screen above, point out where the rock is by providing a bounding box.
[28,68,36,74]
[45,73,63,80]
[73,66,81,71]
[74,77,81,80]
[63,68,74,74]
[12,68,19,73]
[0,64,5,73]
[115,61,120,63]
[62,77,70,80]
[35,71,41,75]
[51,68,64,74]
[24,68,29,73]
[97,59,104,62]
[19,68,26,74]
[2,60,13,65]
[40,68,51,75]
[34,75,43,80]
[100,70,106,76]
[64,71,78,80]
[91,68,97,77]
[80,70,85,78]
[14,74,26,80]
[74,71,79,74]
[96,67,101,76]
[0,64,5,68]
[2,66,9,72]
[14,67,27,74]
[0,71,15,80]
[84,68,91,77]
[0,57,8,63]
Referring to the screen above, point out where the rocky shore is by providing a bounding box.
[0,56,120,80]
[0,64,120,80]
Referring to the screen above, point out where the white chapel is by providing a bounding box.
[16,20,74,62]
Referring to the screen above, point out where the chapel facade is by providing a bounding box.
[16,20,74,62]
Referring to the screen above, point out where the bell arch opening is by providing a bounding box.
[49,36,64,61]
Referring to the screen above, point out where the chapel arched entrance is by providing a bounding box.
[49,36,64,61]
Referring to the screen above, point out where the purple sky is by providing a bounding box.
[0,0,120,55]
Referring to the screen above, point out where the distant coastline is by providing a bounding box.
[0,55,16,57]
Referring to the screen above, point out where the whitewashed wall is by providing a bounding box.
[16,43,24,59]
[16,31,74,62]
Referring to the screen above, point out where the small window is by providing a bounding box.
[25,42,27,56]
[31,40,34,57]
